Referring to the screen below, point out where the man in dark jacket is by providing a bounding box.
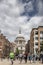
[41,52,43,64]
[42,54,43,64]
[24,53,28,63]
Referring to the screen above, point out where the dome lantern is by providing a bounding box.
[19,28,21,34]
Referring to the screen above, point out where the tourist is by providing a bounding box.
[42,54,43,64]
[32,54,36,63]
[9,52,15,65]
[29,53,32,63]
[24,53,28,63]
[40,51,43,64]
[19,53,23,63]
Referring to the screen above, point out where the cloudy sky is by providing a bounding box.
[0,0,43,42]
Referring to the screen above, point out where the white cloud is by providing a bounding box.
[21,16,43,41]
[36,0,43,16]
[0,0,43,42]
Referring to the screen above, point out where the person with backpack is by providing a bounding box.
[19,53,23,63]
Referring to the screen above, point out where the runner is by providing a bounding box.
[9,52,15,65]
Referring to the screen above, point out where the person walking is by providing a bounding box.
[19,53,23,63]
[29,53,32,63]
[9,52,15,65]
[42,54,43,64]
[32,54,35,63]
[24,53,28,63]
[40,51,43,64]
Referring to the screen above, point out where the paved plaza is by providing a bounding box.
[0,59,43,65]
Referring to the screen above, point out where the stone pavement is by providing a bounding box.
[0,59,43,65]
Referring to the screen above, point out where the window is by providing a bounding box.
[35,42,38,45]
[40,31,43,34]
[40,37,43,39]
[40,42,43,45]
[0,42,2,46]
[35,31,38,35]
[40,31,43,39]
[35,37,38,40]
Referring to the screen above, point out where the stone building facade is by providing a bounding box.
[15,29,26,54]
[25,40,30,54]
[30,26,43,54]
[0,32,11,58]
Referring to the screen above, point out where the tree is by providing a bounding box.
[16,48,19,55]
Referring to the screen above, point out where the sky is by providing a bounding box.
[0,0,43,42]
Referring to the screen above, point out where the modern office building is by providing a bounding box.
[30,26,43,54]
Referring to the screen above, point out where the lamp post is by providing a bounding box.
[21,45,22,54]
[21,42,22,54]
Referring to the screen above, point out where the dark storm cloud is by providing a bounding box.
[18,0,43,16]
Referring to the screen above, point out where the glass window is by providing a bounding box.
[40,37,43,39]
[40,31,43,34]
[35,37,38,40]
[0,42,2,46]
[35,31,38,34]
[35,42,38,45]
[40,42,43,45]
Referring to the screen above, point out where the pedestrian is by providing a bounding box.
[32,54,35,63]
[40,51,43,64]
[19,53,23,63]
[24,53,28,63]
[42,54,43,64]
[9,52,15,65]
[29,53,32,63]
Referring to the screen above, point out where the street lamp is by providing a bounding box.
[21,42,22,54]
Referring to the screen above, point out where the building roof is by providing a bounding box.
[15,29,26,41]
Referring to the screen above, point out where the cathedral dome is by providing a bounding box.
[15,29,26,41]
[14,29,26,54]
[17,33,24,38]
